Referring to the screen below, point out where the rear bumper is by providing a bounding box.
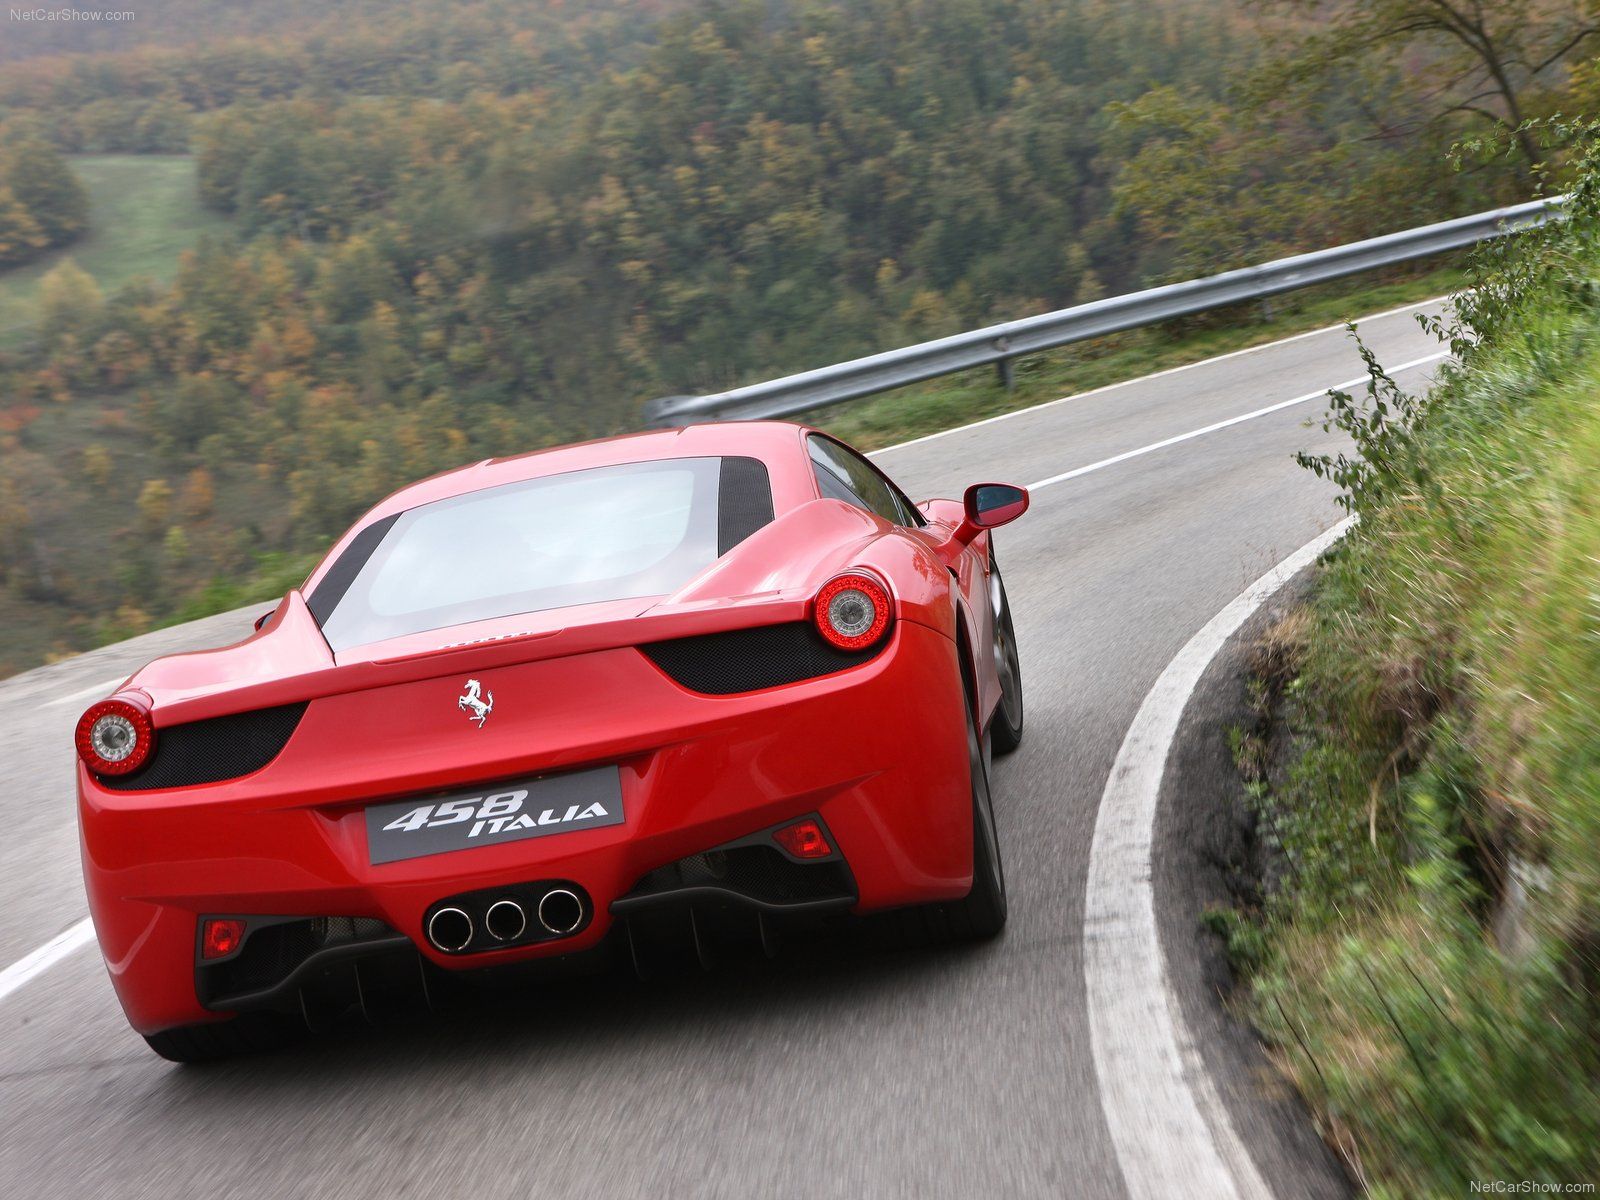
[182,819,859,1021]
[79,620,972,1035]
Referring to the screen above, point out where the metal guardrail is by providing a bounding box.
[646,196,1562,427]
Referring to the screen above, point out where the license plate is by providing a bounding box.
[365,766,624,865]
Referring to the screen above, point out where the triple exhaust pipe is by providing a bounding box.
[425,888,584,953]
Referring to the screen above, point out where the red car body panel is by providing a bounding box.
[77,422,1013,1035]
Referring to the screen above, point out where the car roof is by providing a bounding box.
[299,422,824,597]
[364,421,811,521]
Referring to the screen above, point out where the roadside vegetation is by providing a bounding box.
[0,0,1596,674]
[1219,127,1600,1194]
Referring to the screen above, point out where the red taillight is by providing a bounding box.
[773,819,833,860]
[201,919,247,960]
[74,697,155,776]
[814,572,891,651]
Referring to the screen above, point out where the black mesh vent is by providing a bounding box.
[640,622,879,694]
[100,703,308,791]
[199,916,396,1003]
[626,845,853,906]
[717,456,775,555]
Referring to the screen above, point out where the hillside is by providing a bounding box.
[0,0,1592,675]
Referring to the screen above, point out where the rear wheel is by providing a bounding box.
[143,1010,306,1064]
[944,707,1007,939]
[988,562,1024,755]
[881,704,1007,947]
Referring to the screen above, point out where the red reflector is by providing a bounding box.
[773,819,832,860]
[202,919,247,960]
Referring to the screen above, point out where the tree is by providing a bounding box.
[0,137,89,247]
[179,467,215,520]
[1265,0,1600,174]
[82,445,113,489]
[38,258,103,343]
[133,95,192,153]
[1111,87,1332,278]
[137,479,173,530]
[163,525,190,563]
[0,185,45,265]
[0,477,33,586]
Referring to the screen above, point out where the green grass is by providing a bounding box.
[0,155,230,343]
[818,263,1469,451]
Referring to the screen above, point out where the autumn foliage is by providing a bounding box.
[0,0,1593,671]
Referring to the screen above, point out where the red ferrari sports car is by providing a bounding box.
[75,422,1028,1060]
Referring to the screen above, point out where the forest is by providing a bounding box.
[0,0,1596,671]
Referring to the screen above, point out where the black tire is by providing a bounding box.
[988,561,1024,755]
[143,1010,306,1064]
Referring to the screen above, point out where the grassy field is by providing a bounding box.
[0,155,230,343]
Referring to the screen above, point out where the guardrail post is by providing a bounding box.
[994,336,1015,390]
[645,395,694,429]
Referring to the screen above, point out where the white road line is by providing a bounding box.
[0,918,95,1005]
[1085,517,1354,1200]
[1023,351,1446,492]
[871,293,1452,458]
[44,675,128,708]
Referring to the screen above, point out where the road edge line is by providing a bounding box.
[0,917,95,1006]
[1084,516,1355,1200]
[44,675,131,708]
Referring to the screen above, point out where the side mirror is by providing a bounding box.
[927,483,1030,564]
[963,483,1029,530]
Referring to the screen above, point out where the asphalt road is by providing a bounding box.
[0,300,1447,1199]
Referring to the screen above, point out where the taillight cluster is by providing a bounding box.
[75,698,155,776]
[813,572,892,652]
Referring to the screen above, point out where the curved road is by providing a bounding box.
[0,301,1447,1199]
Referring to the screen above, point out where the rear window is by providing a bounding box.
[315,456,770,651]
